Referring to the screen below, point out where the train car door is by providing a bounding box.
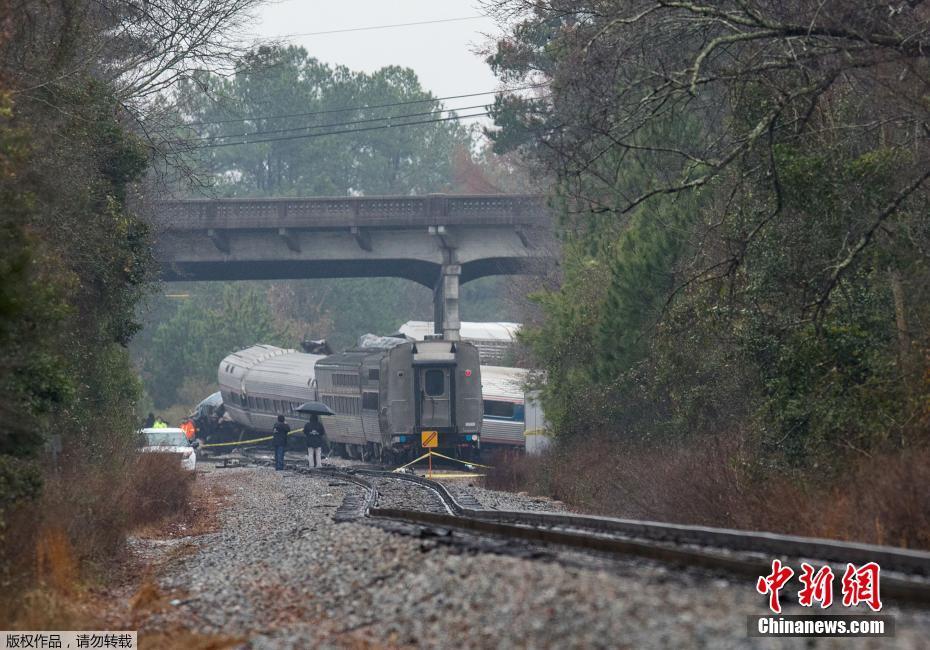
[416,365,453,431]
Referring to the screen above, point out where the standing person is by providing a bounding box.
[272,415,290,471]
[304,414,325,468]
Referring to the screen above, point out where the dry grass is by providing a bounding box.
[486,436,930,549]
[0,450,195,628]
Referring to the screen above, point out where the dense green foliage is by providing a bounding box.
[177,46,471,196]
[489,1,930,469]
[0,79,153,505]
[0,0,260,515]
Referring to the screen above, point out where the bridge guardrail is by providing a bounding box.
[155,194,549,230]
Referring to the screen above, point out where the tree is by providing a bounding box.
[485,0,930,465]
[146,285,291,407]
[174,46,471,196]
[0,0,258,508]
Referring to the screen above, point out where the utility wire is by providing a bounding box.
[193,102,495,141]
[192,111,493,149]
[185,84,547,127]
[278,15,486,38]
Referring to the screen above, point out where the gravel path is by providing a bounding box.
[147,466,930,649]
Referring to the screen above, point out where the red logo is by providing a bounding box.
[841,562,882,611]
[756,559,794,614]
[757,560,882,613]
[797,563,834,608]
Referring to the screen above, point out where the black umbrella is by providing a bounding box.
[296,401,335,416]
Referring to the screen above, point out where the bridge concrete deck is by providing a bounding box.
[155,194,554,339]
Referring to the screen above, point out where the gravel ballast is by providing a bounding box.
[148,465,930,648]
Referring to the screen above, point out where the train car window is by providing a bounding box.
[362,392,379,410]
[333,373,359,388]
[368,368,380,381]
[424,369,444,396]
[484,400,516,419]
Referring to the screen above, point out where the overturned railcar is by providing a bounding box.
[216,338,482,460]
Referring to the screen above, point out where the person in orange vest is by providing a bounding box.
[180,420,196,441]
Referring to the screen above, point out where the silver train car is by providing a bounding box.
[217,338,482,460]
[479,365,548,449]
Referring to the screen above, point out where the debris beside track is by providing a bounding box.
[439,479,568,512]
[132,465,930,648]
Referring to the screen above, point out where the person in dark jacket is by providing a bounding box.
[304,415,326,468]
[272,415,290,471]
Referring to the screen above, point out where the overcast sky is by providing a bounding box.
[250,1,502,124]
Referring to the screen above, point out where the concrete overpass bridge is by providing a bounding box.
[155,194,553,340]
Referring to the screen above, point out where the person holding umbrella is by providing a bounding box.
[296,401,334,469]
[303,414,326,468]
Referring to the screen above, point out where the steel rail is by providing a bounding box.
[463,510,930,577]
[348,468,469,514]
[367,507,930,606]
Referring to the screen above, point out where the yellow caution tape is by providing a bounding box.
[425,472,485,479]
[393,451,432,471]
[390,448,493,471]
[426,449,493,469]
[201,428,303,448]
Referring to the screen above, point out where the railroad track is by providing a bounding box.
[233,448,930,606]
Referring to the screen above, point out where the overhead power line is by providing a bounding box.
[185,84,547,127]
[280,16,486,38]
[194,102,495,142]
[192,111,493,149]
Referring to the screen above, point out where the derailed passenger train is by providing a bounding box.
[214,337,483,461]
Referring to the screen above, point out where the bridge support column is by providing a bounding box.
[433,264,461,341]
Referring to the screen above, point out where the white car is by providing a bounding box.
[140,427,198,471]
